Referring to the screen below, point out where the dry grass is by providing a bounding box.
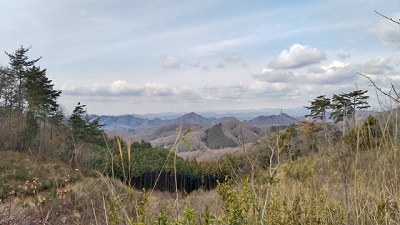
[2,108,400,224]
[178,144,250,162]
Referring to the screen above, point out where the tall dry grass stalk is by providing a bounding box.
[98,126,194,224]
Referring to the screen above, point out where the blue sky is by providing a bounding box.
[1,0,400,115]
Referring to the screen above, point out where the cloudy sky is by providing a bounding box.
[1,0,400,115]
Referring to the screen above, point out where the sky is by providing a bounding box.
[1,0,400,115]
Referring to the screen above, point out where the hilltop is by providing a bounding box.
[98,112,298,150]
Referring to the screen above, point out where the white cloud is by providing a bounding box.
[62,80,145,96]
[61,80,205,103]
[202,81,292,101]
[320,60,348,72]
[162,56,180,68]
[252,68,295,82]
[374,13,400,46]
[360,56,394,75]
[145,83,174,96]
[304,60,357,84]
[268,44,326,69]
[109,80,145,94]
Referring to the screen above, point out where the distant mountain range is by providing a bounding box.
[94,112,299,150]
[93,112,299,132]
[92,108,378,150]
[116,107,309,120]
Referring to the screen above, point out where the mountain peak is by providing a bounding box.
[183,112,201,117]
[174,112,210,125]
[248,114,297,127]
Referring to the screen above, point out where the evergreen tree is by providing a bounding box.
[299,120,320,153]
[1,46,63,150]
[346,90,370,125]
[305,95,331,122]
[305,95,331,140]
[69,103,88,142]
[330,90,369,124]
[0,66,14,108]
[330,94,351,124]
[330,90,370,138]
[68,103,104,144]
[23,66,61,148]
[0,65,17,130]
[5,46,41,126]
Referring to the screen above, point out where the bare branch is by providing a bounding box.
[375,10,400,25]
[392,83,399,97]
[358,72,400,103]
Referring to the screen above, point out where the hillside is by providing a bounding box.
[247,113,298,127]
[112,118,270,150]
[101,112,296,150]
[96,112,297,131]
[2,110,399,224]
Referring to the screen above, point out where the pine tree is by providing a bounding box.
[330,90,369,137]
[305,95,331,140]
[0,66,14,107]
[330,90,369,124]
[330,94,352,124]
[69,103,88,142]
[69,103,104,144]
[5,46,41,126]
[0,65,17,130]
[23,66,61,148]
[1,46,61,150]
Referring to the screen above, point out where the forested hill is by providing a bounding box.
[92,112,299,132]
[96,112,298,150]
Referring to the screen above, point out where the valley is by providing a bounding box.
[99,111,298,151]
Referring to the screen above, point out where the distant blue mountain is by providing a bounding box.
[91,111,299,133]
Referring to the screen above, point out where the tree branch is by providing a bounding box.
[375,10,400,25]
[358,72,400,103]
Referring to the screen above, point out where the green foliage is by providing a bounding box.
[330,90,370,124]
[202,206,215,225]
[111,139,227,193]
[135,189,149,224]
[24,66,61,118]
[68,103,104,144]
[154,207,173,225]
[283,157,315,182]
[360,115,383,149]
[343,115,383,151]
[216,178,250,225]
[278,124,301,161]
[298,120,321,152]
[107,196,126,225]
[305,95,331,141]
[376,198,388,225]
[0,46,62,151]
[305,95,331,123]
[180,201,196,225]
